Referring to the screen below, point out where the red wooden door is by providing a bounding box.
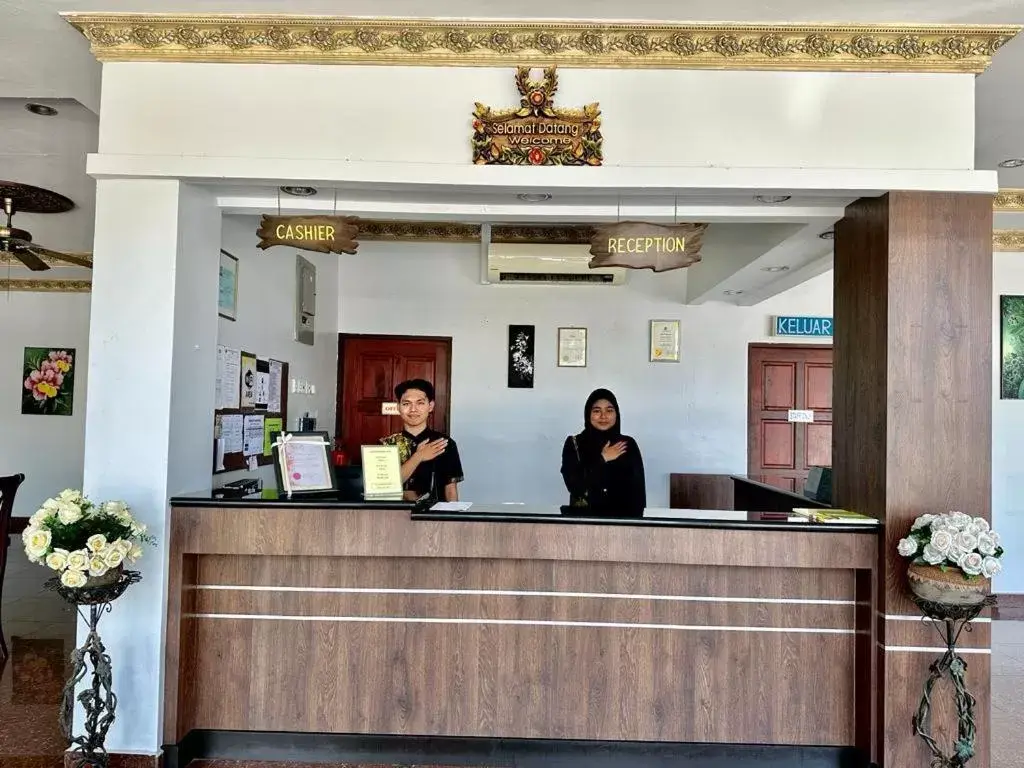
[747,344,833,492]
[337,335,452,459]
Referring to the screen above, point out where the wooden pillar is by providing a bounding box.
[833,191,994,767]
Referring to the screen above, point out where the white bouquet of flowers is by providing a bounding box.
[897,511,1004,580]
[21,489,155,589]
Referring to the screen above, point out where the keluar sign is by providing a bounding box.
[257,215,360,255]
[589,222,708,272]
[472,67,602,166]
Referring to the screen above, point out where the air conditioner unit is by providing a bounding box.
[485,242,627,286]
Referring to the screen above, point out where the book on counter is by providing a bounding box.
[790,507,879,525]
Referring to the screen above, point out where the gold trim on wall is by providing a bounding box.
[995,189,1024,212]
[61,15,1020,73]
[0,253,94,269]
[357,220,480,242]
[994,230,1024,252]
[0,279,92,293]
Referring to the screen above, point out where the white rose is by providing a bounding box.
[29,508,50,526]
[42,498,60,512]
[66,550,89,572]
[954,531,979,553]
[897,537,919,557]
[922,544,945,565]
[104,547,125,569]
[88,556,109,578]
[973,517,991,533]
[45,548,70,571]
[58,489,82,503]
[930,529,954,555]
[912,514,936,531]
[959,552,984,576]
[130,521,147,536]
[56,502,83,525]
[948,512,971,531]
[113,539,132,556]
[981,556,1002,579]
[977,533,997,556]
[127,544,143,563]
[24,528,52,559]
[965,522,983,537]
[948,543,965,564]
[86,534,107,553]
[991,532,1002,549]
[60,569,88,588]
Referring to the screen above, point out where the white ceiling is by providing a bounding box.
[3,0,1024,300]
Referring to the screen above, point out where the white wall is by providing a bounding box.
[993,251,1024,594]
[98,64,974,172]
[214,215,340,488]
[0,291,91,517]
[338,242,832,507]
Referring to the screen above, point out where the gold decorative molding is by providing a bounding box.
[994,230,1024,251]
[0,253,93,269]
[995,189,1024,212]
[0,279,92,293]
[61,15,1020,73]
[491,224,595,244]
[357,220,480,242]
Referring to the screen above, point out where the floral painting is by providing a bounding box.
[1001,296,1024,399]
[22,347,75,416]
[508,325,535,389]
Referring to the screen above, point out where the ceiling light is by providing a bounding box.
[999,158,1024,168]
[517,193,552,202]
[25,103,58,117]
[280,185,317,197]
[819,230,835,240]
[723,289,744,295]
[754,195,791,204]
[761,266,790,272]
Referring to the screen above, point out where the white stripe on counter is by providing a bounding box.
[193,584,854,606]
[881,612,990,624]
[879,642,990,655]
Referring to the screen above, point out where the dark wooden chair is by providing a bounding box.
[0,473,26,664]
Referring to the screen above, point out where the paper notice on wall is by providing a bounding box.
[268,360,283,413]
[243,414,265,456]
[255,358,270,410]
[216,346,241,410]
[220,414,244,454]
[263,416,284,456]
[240,353,257,408]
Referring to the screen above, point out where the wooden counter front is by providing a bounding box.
[163,504,877,754]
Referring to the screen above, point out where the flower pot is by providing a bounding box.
[907,562,989,606]
[85,566,122,589]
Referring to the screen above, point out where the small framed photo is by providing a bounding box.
[218,249,239,321]
[557,327,588,367]
[649,319,680,362]
[270,430,338,496]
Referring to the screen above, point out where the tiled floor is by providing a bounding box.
[1,550,1023,767]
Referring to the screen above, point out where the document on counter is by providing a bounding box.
[242,414,265,456]
[279,436,334,493]
[220,414,244,454]
[430,501,473,512]
[360,445,404,498]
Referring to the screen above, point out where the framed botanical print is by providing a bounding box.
[218,249,239,321]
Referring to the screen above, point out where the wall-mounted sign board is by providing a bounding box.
[589,221,708,273]
[774,315,833,337]
[257,215,360,255]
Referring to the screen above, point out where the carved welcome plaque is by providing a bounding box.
[257,215,360,255]
[472,67,602,166]
[589,222,708,272]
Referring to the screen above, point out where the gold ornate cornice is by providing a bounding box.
[995,189,1024,212]
[0,253,93,269]
[994,230,1024,251]
[0,279,92,293]
[357,220,479,242]
[61,15,1020,73]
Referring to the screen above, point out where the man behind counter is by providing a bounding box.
[381,378,464,503]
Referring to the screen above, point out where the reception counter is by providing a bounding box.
[164,493,878,767]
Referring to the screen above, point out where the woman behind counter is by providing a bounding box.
[560,388,647,517]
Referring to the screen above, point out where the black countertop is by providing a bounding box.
[169,493,878,533]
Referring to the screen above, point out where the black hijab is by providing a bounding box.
[576,388,622,458]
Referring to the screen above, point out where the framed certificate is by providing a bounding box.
[270,430,337,496]
[361,445,404,499]
[557,327,588,367]
[649,319,681,362]
[218,249,239,322]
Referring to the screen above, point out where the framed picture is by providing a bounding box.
[21,347,76,416]
[508,325,536,388]
[557,327,588,367]
[270,430,338,496]
[218,249,239,321]
[649,320,680,362]
[1000,295,1024,399]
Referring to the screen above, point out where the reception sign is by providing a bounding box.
[589,222,707,272]
[774,315,833,337]
[257,215,360,255]
[472,66,602,166]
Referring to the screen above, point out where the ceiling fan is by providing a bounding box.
[0,181,93,271]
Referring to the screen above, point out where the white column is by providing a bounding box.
[82,178,220,752]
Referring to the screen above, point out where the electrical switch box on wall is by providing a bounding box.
[295,254,316,346]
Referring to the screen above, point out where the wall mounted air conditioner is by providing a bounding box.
[485,242,626,286]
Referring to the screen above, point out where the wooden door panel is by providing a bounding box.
[762,363,797,410]
[748,344,834,495]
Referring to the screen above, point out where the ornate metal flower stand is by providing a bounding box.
[910,594,997,768]
[46,569,141,768]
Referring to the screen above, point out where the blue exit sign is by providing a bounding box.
[774,315,833,337]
